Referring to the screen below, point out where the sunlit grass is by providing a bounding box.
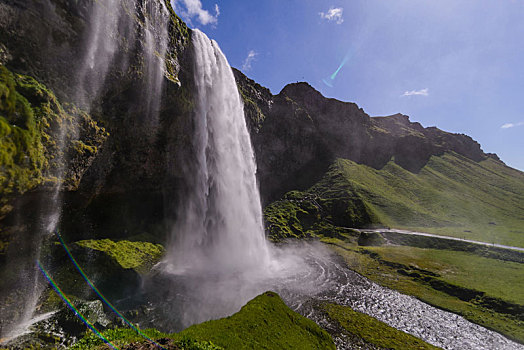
[365,245,524,305]
[322,303,440,350]
[266,152,524,247]
[322,238,524,344]
[333,153,524,247]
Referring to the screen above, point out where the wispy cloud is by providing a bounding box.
[501,121,524,129]
[319,7,344,24]
[242,50,257,71]
[172,0,220,26]
[402,88,429,97]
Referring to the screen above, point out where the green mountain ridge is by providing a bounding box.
[232,69,524,247]
[265,152,524,247]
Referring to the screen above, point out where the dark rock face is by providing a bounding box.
[0,0,194,243]
[0,0,194,330]
[234,71,499,203]
[1,0,501,243]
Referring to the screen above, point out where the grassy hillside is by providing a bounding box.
[265,152,524,247]
[363,245,524,305]
[174,291,335,349]
[71,292,335,349]
[322,302,440,350]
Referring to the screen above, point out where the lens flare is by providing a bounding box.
[54,231,167,349]
[36,260,119,350]
[323,51,351,87]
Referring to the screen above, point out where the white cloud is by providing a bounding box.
[319,7,344,24]
[501,121,524,129]
[242,50,257,71]
[172,0,220,26]
[402,88,429,97]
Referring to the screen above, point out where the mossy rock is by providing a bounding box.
[174,291,336,349]
[0,65,108,253]
[69,292,332,349]
[75,239,165,274]
[72,329,222,350]
[48,239,163,301]
[0,65,108,196]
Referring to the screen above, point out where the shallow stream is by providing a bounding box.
[138,243,523,350]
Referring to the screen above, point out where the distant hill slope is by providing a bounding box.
[265,152,524,247]
[233,70,502,204]
[232,70,524,247]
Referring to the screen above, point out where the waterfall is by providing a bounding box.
[1,0,170,341]
[77,0,125,107]
[142,0,169,128]
[166,29,270,275]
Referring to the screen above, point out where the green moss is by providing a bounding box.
[71,328,222,350]
[238,87,265,131]
[163,0,191,84]
[264,192,318,241]
[263,165,381,241]
[71,292,333,349]
[323,303,440,349]
[75,239,165,274]
[174,291,335,349]
[0,64,108,202]
[0,65,108,252]
[0,65,45,199]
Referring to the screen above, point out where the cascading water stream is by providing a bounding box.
[1,0,170,342]
[77,0,124,107]
[142,0,169,129]
[166,29,270,275]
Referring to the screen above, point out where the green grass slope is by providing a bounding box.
[265,152,524,247]
[322,302,440,350]
[71,292,335,349]
[174,291,335,349]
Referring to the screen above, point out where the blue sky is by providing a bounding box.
[171,0,524,171]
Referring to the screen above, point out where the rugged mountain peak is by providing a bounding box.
[234,69,504,201]
[376,113,410,124]
[279,82,320,99]
[373,113,425,134]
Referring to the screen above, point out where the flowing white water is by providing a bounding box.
[142,0,169,128]
[166,29,270,275]
[77,0,124,106]
[2,0,170,342]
